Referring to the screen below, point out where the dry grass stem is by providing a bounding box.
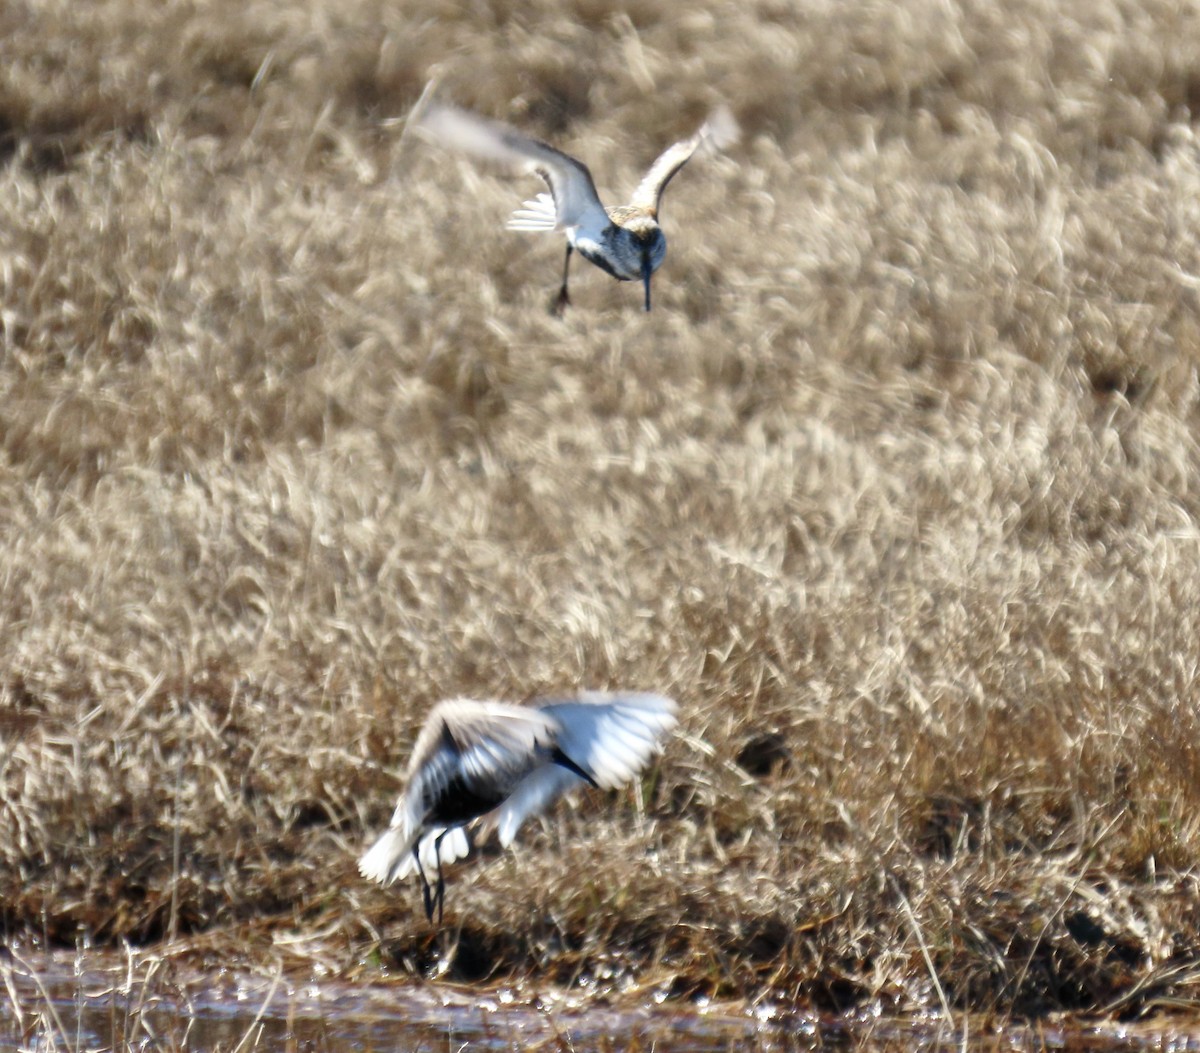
[3,0,1200,1025]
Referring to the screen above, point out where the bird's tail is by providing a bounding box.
[358,825,416,887]
[358,824,474,885]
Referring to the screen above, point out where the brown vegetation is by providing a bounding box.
[4,0,1200,1024]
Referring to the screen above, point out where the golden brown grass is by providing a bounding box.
[4,0,1200,1025]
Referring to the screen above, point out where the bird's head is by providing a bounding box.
[628,223,667,311]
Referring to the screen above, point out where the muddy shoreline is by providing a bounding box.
[8,946,1200,1052]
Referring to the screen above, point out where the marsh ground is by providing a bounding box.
[4,0,1200,1027]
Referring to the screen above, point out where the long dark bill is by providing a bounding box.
[642,258,653,312]
[552,746,599,787]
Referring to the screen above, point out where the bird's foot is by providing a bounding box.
[549,287,571,317]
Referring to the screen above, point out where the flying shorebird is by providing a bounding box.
[358,691,678,925]
[410,95,738,313]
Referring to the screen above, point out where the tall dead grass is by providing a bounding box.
[3,0,1200,1021]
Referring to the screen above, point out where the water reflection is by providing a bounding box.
[3,953,801,1053]
[5,952,1200,1052]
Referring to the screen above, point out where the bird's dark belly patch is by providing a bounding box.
[578,245,627,281]
[427,776,505,825]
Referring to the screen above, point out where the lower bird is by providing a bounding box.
[409,91,738,313]
[358,691,678,924]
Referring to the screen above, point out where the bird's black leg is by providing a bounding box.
[433,831,448,927]
[413,842,434,924]
[551,244,573,316]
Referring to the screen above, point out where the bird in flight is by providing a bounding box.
[358,691,678,924]
[409,92,738,313]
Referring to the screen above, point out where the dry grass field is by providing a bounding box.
[5,0,1200,1023]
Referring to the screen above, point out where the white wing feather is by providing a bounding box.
[507,192,559,232]
[414,101,610,233]
[629,106,739,216]
[540,693,677,789]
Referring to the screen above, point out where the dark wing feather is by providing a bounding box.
[415,699,556,790]
[415,102,610,232]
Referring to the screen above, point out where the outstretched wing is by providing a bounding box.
[474,691,677,849]
[628,106,739,219]
[414,101,611,234]
[407,699,556,800]
[538,692,678,789]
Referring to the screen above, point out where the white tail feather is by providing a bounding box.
[358,825,414,886]
[358,823,471,885]
[415,826,471,871]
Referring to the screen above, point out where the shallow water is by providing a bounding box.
[5,951,1200,1052]
[4,952,800,1052]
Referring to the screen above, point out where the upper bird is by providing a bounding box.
[358,691,678,924]
[409,93,738,313]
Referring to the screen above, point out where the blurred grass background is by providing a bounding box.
[4,0,1200,1018]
